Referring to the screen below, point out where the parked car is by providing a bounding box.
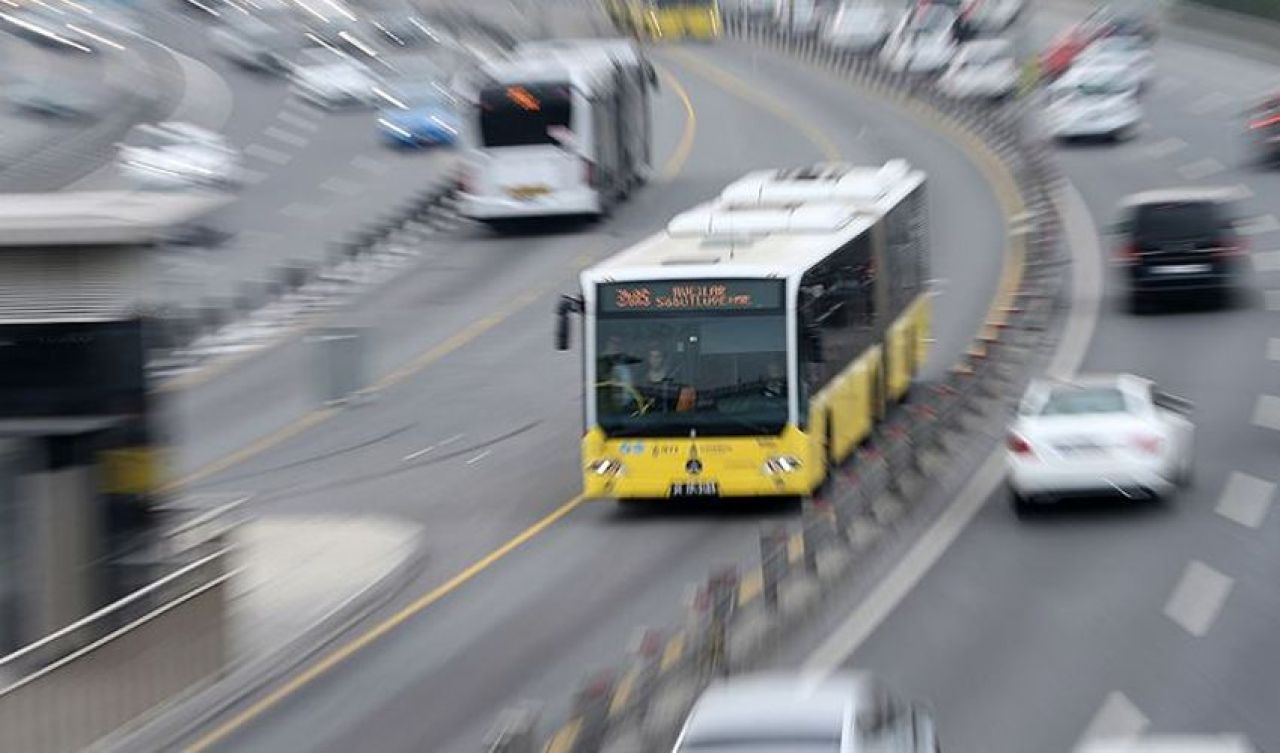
[1044,62,1143,141]
[774,0,822,35]
[965,0,1022,33]
[1075,33,1154,90]
[117,122,243,191]
[821,2,893,52]
[938,38,1017,99]
[1007,374,1195,515]
[1244,93,1280,166]
[377,81,460,147]
[1042,2,1157,79]
[673,673,940,752]
[881,3,958,73]
[210,15,300,74]
[1112,187,1248,311]
[289,47,380,109]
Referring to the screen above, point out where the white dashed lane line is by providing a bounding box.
[245,143,293,165]
[350,155,392,175]
[1177,158,1225,181]
[1251,394,1280,431]
[240,168,269,185]
[276,109,320,132]
[1163,560,1234,638]
[1215,471,1275,530]
[264,126,309,148]
[1240,214,1280,237]
[1268,338,1280,362]
[1077,692,1149,746]
[464,449,492,465]
[1264,291,1280,312]
[1250,250,1280,273]
[1186,91,1231,116]
[320,177,367,197]
[279,203,326,221]
[1138,136,1187,160]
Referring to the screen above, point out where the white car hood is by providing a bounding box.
[122,145,231,177]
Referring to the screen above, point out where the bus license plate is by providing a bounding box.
[508,185,549,200]
[671,482,719,497]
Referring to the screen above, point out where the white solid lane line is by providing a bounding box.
[404,445,434,461]
[1177,158,1225,181]
[1264,291,1280,312]
[1215,471,1275,530]
[1163,560,1234,638]
[276,109,320,132]
[245,143,292,165]
[264,126,309,148]
[1076,692,1150,746]
[1268,338,1280,362]
[804,182,1104,676]
[465,449,492,465]
[1251,250,1280,273]
[1252,395,1280,431]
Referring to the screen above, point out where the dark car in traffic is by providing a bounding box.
[1114,189,1247,312]
[1246,95,1280,166]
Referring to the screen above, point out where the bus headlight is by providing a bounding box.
[588,458,625,477]
[762,456,803,475]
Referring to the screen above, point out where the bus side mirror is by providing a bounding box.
[555,295,583,351]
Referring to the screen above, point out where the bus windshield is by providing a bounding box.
[478,83,572,148]
[594,280,788,437]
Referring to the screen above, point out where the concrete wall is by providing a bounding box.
[0,573,230,753]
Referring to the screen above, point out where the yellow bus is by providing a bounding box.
[607,0,722,41]
[556,160,931,501]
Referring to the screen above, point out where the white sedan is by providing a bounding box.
[1075,34,1155,89]
[965,0,1023,32]
[1007,374,1194,514]
[880,5,958,73]
[938,38,1018,99]
[288,48,380,109]
[117,122,243,191]
[1045,62,1143,140]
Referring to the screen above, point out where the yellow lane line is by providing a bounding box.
[183,494,587,752]
[543,717,583,753]
[658,64,698,181]
[608,666,641,717]
[737,567,764,606]
[663,47,844,162]
[787,531,804,564]
[659,632,686,673]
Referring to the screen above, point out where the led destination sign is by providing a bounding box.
[600,280,783,313]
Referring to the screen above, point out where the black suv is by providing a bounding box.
[1113,189,1246,312]
[1246,95,1280,166]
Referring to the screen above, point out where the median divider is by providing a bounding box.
[487,15,1070,753]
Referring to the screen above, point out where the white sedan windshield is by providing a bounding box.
[1040,387,1130,416]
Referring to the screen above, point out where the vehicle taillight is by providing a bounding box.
[1131,434,1162,455]
[457,168,472,194]
[1116,243,1140,266]
[582,159,595,185]
[1214,236,1247,258]
[1249,113,1280,130]
[1007,433,1034,456]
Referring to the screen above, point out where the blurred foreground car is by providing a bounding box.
[6,77,101,120]
[1075,34,1153,90]
[1077,736,1256,753]
[1007,374,1194,515]
[673,673,939,752]
[377,82,460,147]
[820,2,893,53]
[117,122,243,191]
[938,38,1016,99]
[1112,188,1247,311]
[289,48,380,109]
[965,0,1022,33]
[1244,94,1280,166]
[1045,63,1142,141]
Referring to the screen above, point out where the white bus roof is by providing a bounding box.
[718,159,922,212]
[514,37,644,65]
[480,52,620,94]
[582,160,922,286]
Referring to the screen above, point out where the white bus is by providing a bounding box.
[457,47,653,227]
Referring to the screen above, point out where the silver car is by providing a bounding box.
[673,673,939,752]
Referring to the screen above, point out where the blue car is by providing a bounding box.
[377,87,460,148]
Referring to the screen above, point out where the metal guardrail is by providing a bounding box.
[489,16,1067,753]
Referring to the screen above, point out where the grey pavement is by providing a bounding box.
[767,3,1280,752]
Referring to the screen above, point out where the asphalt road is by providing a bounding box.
[161,13,1010,753]
[769,3,1280,751]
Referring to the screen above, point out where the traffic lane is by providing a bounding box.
[163,60,697,479]
[690,39,1008,380]
[191,43,1013,753]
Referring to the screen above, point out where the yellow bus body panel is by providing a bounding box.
[582,424,815,499]
[646,7,721,40]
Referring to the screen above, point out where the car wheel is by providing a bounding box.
[1128,291,1151,315]
[1010,487,1035,518]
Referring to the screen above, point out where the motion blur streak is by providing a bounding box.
[181,494,587,753]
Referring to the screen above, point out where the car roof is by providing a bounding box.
[1119,187,1241,208]
[682,673,874,743]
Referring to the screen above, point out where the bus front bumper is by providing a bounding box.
[457,190,602,221]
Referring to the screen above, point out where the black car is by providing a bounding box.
[1113,189,1247,312]
[1246,95,1280,166]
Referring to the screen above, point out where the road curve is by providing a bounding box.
[161,16,1012,753]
